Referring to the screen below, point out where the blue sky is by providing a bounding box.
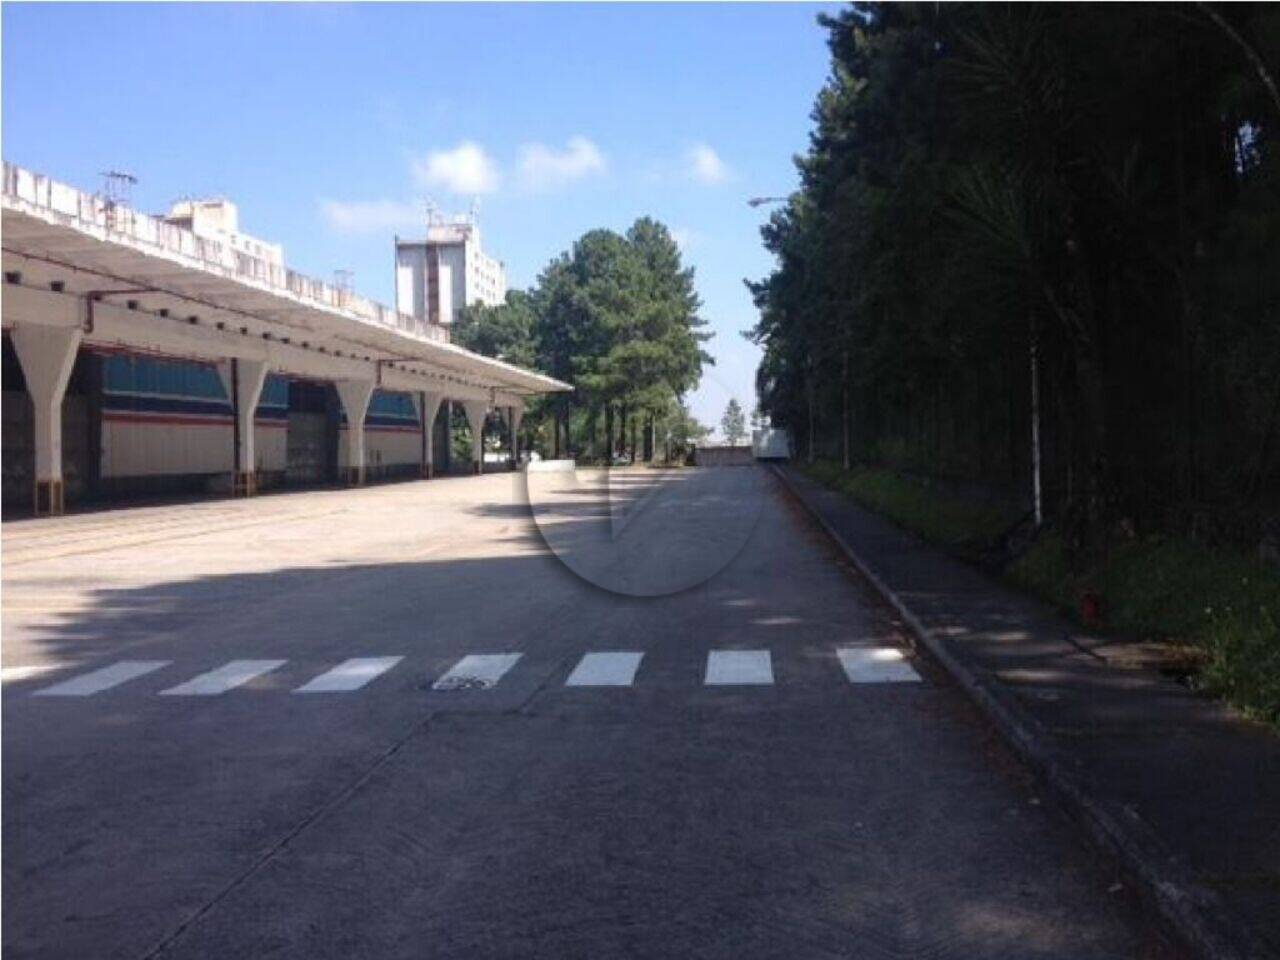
[2,2,838,433]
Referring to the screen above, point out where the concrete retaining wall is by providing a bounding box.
[693,445,754,467]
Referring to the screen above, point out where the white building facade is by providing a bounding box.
[1,163,567,515]
[162,198,284,267]
[395,217,506,330]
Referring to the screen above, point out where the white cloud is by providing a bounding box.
[320,198,421,234]
[517,136,607,192]
[687,143,730,185]
[412,141,500,195]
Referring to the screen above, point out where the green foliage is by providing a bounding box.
[751,3,1280,559]
[1046,536,1280,726]
[668,403,711,455]
[1201,606,1280,727]
[1009,531,1280,728]
[453,291,538,370]
[721,399,746,446]
[449,404,472,465]
[1012,533,1280,683]
[1101,541,1271,643]
[456,218,710,460]
[811,460,1280,727]
[1005,532,1072,611]
[804,460,1017,550]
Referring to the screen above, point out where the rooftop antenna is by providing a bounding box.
[99,170,138,231]
[100,170,137,206]
[334,269,354,306]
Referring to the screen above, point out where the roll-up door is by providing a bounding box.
[285,380,337,485]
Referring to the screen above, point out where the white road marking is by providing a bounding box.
[837,647,921,683]
[33,660,170,697]
[432,653,522,691]
[2,664,62,685]
[160,660,286,696]
[294,657,404,693]
[565,651,644,687]
[705,650,774,686]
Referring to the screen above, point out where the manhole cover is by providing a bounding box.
[431,676,494,692]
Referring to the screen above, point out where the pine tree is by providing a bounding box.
[721,399,746,447]
[457,217,712,464]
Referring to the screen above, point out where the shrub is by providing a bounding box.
[804,461,1280,728]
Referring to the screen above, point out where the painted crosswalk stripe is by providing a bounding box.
[566,651,644,687]
[432,653,522,691]
[160,660,286,696]
[294,657,404,693]
[705,650,773,686]
[33,660,171,697]
[837,647,921,683]
[3,664,61,685]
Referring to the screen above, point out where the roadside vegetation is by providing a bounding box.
[805,460,1018,553]
[803,460,1280,727]
[749,4,1280,560]
[756,4,1280,729]
[453,219,711,464]
[1011,531,1280,727]
[720,399,747,447]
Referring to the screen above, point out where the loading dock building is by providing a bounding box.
[1,163,570,515]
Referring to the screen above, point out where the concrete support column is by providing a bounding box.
[420,392,445,479]
[335,380,375,486]
[229,359,268,497]
[12,325,82,515]
[509,405,524,470]
[462,399,489,476]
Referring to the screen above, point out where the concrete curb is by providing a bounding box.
[771,464,1272,960]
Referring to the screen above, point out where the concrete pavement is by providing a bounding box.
[4,468,1177,958]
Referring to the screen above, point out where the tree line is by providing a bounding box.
[749,2,1280,563]
[454,218,712,463]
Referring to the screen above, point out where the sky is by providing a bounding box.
[2,2,839,435]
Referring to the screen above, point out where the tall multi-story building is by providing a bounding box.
[395,214,506,329]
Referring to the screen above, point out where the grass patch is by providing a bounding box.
[1200,607,1280,726]
[1008,534,1280,725]
[1004,530,1072,608]
[803,460,1018,555]
[803,460,1280,728]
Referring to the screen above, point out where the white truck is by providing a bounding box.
[752,428,792,461]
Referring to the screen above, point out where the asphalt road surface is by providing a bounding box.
[2,467,1176,958]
